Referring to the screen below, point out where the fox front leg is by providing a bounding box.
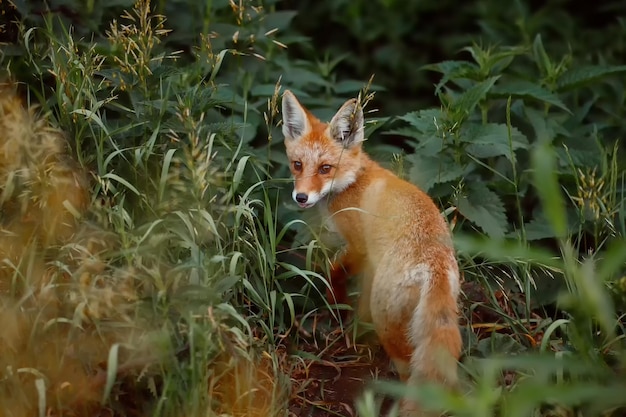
[326,249,363,320]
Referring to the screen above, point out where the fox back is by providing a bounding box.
[282,90,462,416]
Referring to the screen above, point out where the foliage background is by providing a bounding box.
[1,0,625,416]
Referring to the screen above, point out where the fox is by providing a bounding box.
[281,90,462,416]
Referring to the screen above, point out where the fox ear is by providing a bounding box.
[329,98,364,148]
[282,90,311,140]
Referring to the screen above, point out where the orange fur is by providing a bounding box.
[282,91,462,416]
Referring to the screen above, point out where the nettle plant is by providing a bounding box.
[367,37,626,417]
[390,36,626,246]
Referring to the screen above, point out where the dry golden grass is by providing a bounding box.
[0,300,110,417]
[0,82,141,416]
[0,81,89,291]
[0,81,290,417]
[208,351,288,417]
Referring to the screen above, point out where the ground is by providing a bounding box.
[287,281,502,417]
[288,327,397,417]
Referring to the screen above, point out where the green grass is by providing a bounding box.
[1,0,625,416]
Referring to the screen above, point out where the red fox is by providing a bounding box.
[282,90,462,416]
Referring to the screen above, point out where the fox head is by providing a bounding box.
[282,90,365,208]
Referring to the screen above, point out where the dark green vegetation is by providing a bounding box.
[1,0,625,416]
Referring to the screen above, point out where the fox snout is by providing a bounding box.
[292,190,317,209]
[295,193,308,204]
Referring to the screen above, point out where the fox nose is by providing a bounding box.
[295,193,308,204]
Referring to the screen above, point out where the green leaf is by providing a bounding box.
[461,44,525,75]
[524,107,562,144]
[532,34,552,76]
[102,343,120,404]
[263,11,298,31]
[455,182,508,238]
[462,123,529,162]
[476,333,526,357]
[557,65,626,91]
[506,380,626,417]
[250,83,281,97]
[333,79,385,94]
[531,142,568,238]
[397,108,443,135]
[556,133,602,168]
[421,60,479,76]
[35,377,45,417]
[453,76,500,115]
[406,153,467,191]
[421,60,480,94]
[573,258,616,338]
[453,234,562,268]
[507,214,556,241]
[385,127,424,141]
[491,80,570,113]
[487,48,524,73]
[284,67,331,89]
[101,172,141,196]
[598,241,626,281]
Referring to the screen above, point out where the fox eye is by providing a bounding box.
[318,164,332,175]
[293,161,302,171]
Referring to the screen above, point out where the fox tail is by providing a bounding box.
[402,269,462,415]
